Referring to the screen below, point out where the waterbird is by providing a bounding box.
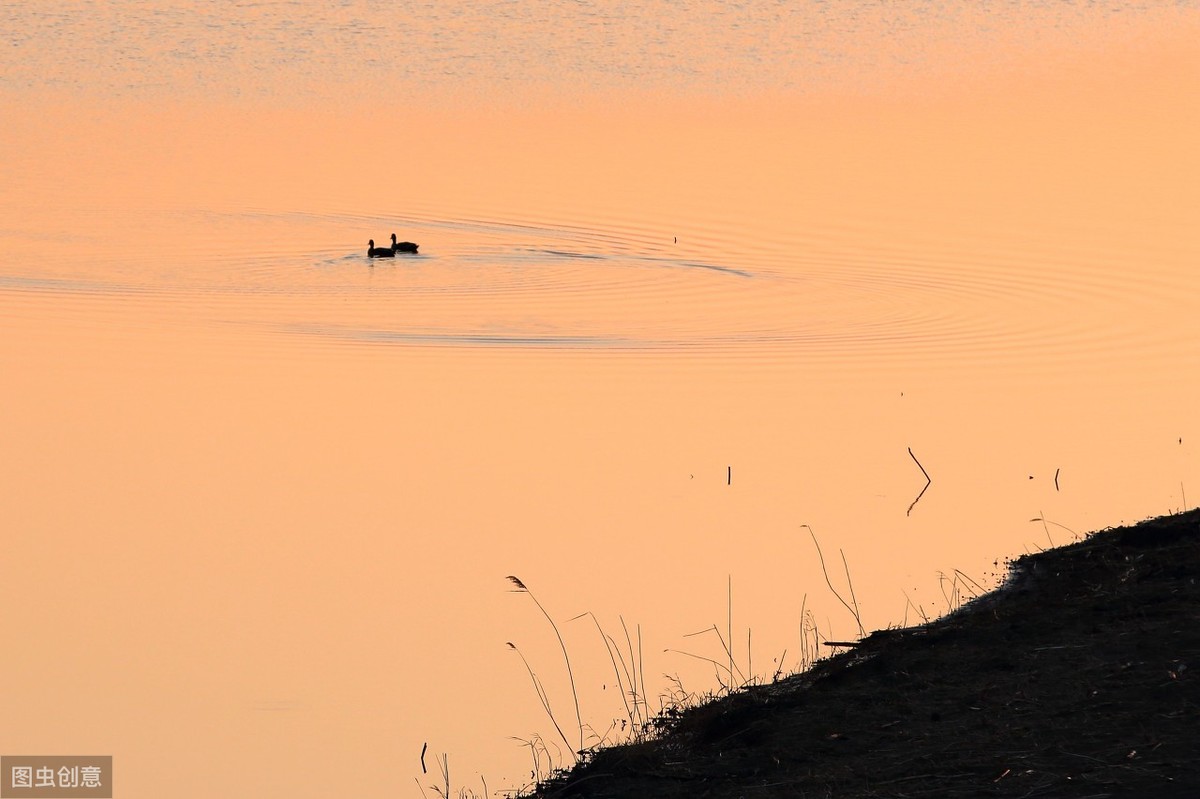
[391,233,419,254]
[368,239,395,258]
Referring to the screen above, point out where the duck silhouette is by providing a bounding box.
[391,233,419,254]
[368,239,395,258]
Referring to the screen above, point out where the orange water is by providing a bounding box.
[2,2,1198,796]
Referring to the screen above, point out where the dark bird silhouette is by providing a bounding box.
[391,233,419,254]
[368,239,395,258]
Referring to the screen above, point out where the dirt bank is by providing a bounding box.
[527,510,1200,798]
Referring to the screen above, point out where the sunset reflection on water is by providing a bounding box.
[1,2,1198,796]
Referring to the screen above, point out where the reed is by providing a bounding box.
[507,576,584,757]
[802,525,865,639]
[936,568,988,614]
[571,612,649,737]
[1031,516,1081,543]
[506,641,575,760]
[414,751,450,799]
[496,531,1006,798]
[510,733,558,787]
[902,588,931,626]
[667,626,743,693]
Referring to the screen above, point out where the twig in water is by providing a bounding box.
[1055,468,1060,491]
[906,447,932,516]
[908,447,931,481]
[420,742,428,774]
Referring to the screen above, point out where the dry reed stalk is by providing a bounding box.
[507,576,584,756]
[574,611,639,735]
[506,641,574,758]
[803,525,865,639]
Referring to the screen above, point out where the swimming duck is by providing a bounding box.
[368,239,395,258]
[391,233,419,254]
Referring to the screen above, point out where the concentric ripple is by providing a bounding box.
[3,203,1194,374]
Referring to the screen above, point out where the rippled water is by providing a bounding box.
[2,2,1199,797]
[6,0,1177,98]
[5,192,1194,369]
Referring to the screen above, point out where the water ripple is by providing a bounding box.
[2,204,1194,372]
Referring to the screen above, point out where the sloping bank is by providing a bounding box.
[528,509,1200,798]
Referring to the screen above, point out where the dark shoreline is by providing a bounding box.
[526,509,1200,798]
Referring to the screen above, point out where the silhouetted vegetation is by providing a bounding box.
[518,509,1200,798]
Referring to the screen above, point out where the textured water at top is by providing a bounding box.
[4,0,1190,100]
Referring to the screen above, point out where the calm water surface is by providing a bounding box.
[2,2,1199,796]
